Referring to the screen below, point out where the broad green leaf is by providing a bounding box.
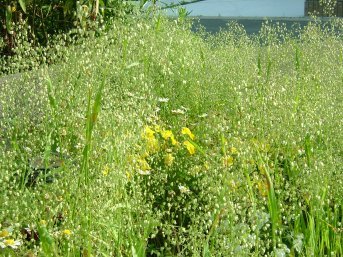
[5,5,12,33]
[18,0,27,13]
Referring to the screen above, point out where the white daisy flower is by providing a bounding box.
[0,239,21,249]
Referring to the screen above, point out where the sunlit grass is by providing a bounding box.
[0,15,342,256]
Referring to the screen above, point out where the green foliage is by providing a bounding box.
[0,15,342,256]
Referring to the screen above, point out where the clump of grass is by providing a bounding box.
[0,15,342,256]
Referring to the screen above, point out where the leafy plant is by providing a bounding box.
[0,0,128,56]
[131,125,214,255]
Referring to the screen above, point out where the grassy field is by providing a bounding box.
[0,15,342,256]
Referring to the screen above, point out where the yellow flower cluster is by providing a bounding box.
[141,125,197,155]
[161,129,178,145]
[134,126,197,175]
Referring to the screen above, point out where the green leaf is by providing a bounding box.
[38,225,54,246]
[63,0,74,16]
[5,5,12,33]
[18,0,27,13]
[46,74,57,111]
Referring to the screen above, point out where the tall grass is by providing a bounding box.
[0,15,342,256]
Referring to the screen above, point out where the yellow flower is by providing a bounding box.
[160,129,178,145]
[164,153,175,166]
[142,126,155,139]
[170,134,178,145]
[11,6,16,13]
[0,229,10,238]
[4,239,14,246]
[138,158,151,171]
[223,156,234,167]
[62,229,72,236]
[181,127,195,140]
[183,141,195,155]
[102,165,110,176]
[39,220,47,226]
[161,129,173,140]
